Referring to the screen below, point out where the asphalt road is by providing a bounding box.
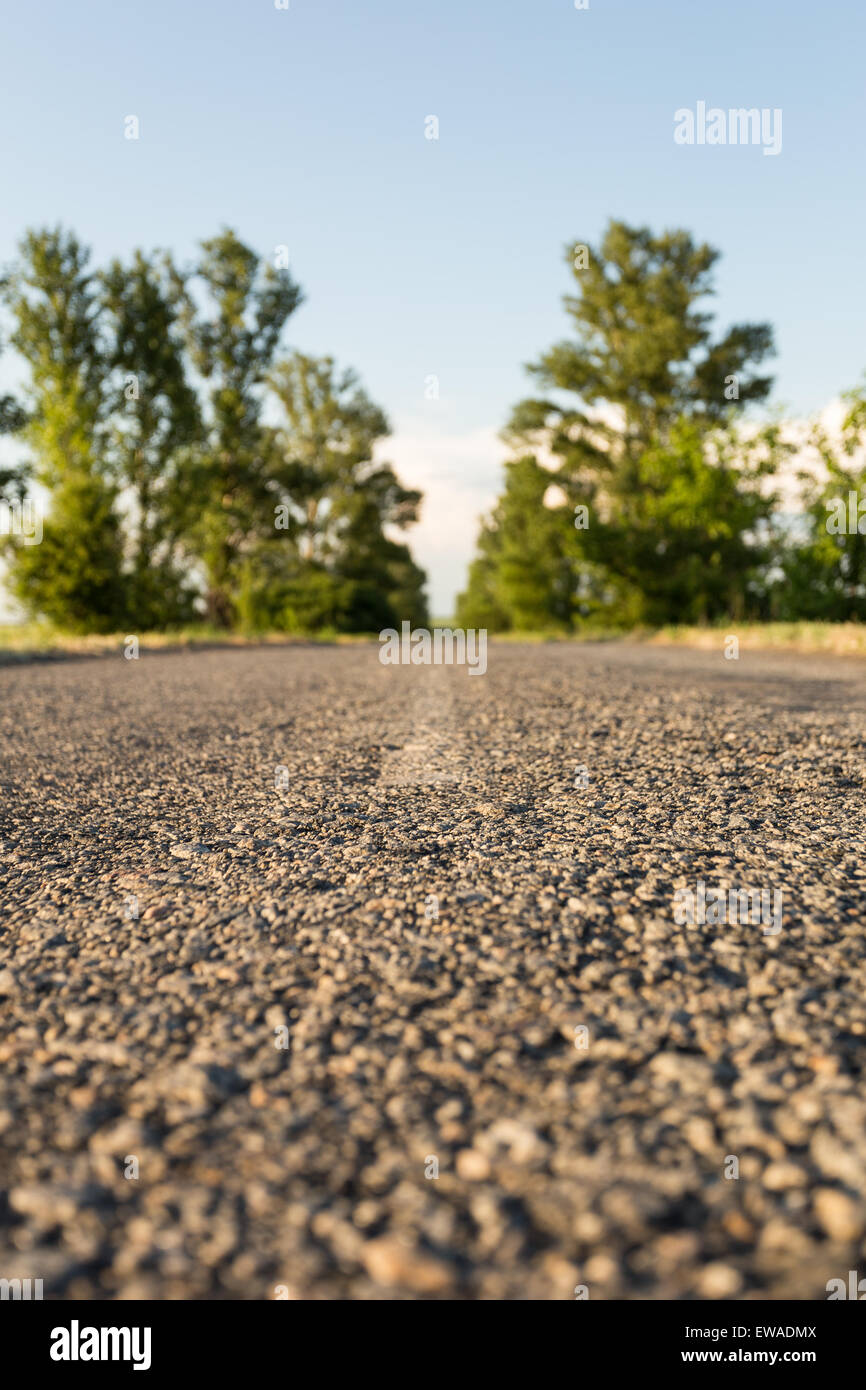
[1,641,865,1300]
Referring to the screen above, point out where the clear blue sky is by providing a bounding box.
[2,0,864,612]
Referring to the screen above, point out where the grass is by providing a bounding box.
[2,620,866,659]
[0,623,378,660]
[647,621,866,656]
[467,621,866,654]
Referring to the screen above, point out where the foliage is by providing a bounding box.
[461,220,789,631]
[0,228,428,633]
[1,228,127,631]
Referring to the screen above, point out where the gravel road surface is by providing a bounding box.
[1,641,865,1300]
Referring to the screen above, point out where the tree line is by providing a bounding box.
[0,227,428,633]
[457,220,866,631]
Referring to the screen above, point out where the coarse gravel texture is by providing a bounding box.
[1,641,865,1301]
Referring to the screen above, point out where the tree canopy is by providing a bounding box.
[0,226,428,633]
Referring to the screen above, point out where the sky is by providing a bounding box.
[1,0,864,613]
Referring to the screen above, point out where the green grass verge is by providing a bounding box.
[647,622,866,655]
[492,622,866,654]
[2,620,866,659]
[0,623,380,658]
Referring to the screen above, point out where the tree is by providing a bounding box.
[267,354,392,560]
[576,419,788,625]
[0,342,28,503]
[461,220,780,630]
[775,380,866,621]
[182,229,303,625]
[0,395,25,438]
[508,220,775,481]
[457,457,575,631]
[101,249,203,627]
[252,353,428,631]
[330,463,429,631]
[455,518,511,632]
[2,228,127,631]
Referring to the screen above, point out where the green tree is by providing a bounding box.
[257,353,428,632]
[0,395,25,438]
[183,229,303,625]
[267,354,393,561]
[2,228,127,631]
[462,220,780,630]
[508,220,775,479]
[101,249,203,627]
[775,380,866,621]
[0,351,28,503]
[578,419,788,625]
[331,464,429,631]
[455,518,511,632]
[457,457,575,630]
